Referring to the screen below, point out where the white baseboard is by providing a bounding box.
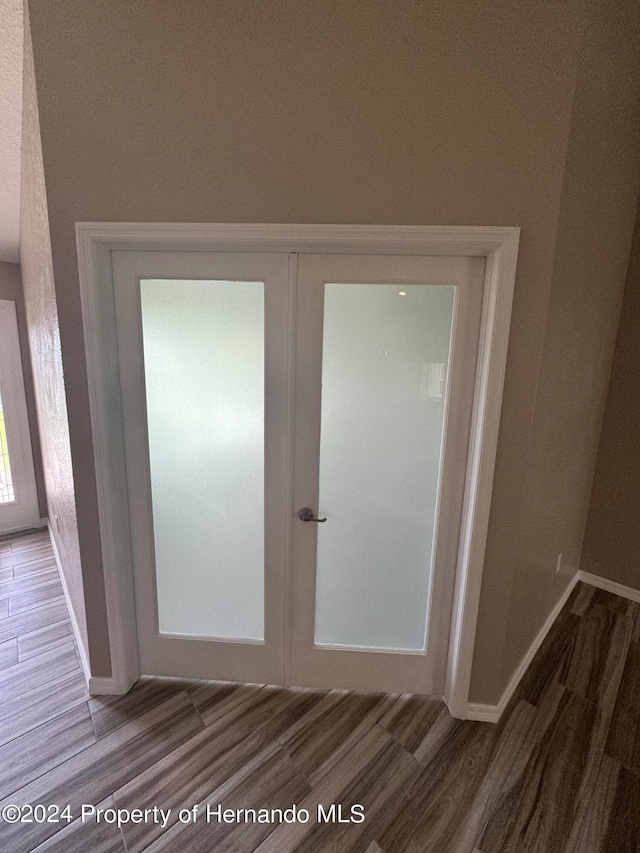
[88,676,122,695]
[48,522,92,684]
[466,572,581,723]
[0,519,48,537]
[576,570,640,604]
[465,702,504,723]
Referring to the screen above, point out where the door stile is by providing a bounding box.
[282,252,298,687]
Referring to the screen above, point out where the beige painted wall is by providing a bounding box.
[19,2,90,666]
[581,203,640,589]
[494,0,640,688]
[0,260,47,518]
[26,0,640,695]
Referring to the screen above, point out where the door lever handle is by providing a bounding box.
[298,507,327,523]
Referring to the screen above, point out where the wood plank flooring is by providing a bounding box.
[0,531,639,851]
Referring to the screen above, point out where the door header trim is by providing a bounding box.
[77,221,517,257]
[76,222,520,717]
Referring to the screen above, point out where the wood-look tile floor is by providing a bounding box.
[0,531,639,851]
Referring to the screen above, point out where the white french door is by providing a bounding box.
[113,251,290,684]
[113,249,484,695]
[290,254,484,693]
[0,300,40,535]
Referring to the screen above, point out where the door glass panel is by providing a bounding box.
[314,283,456,651]
[0,389,15,504]
[140,279,265,640]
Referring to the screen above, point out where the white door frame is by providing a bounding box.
[76,223,519,719]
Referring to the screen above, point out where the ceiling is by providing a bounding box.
[0,0,23,264]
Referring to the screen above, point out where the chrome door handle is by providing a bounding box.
[298,507,327,523]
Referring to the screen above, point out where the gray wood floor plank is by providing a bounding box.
[0,642,79,706]
[9,580,65,616]
[0,568,12,584]
[278,728,422,853]
[516,611,579,706]
[30,797,126,853]
[280,690,398,786]
[0,599,69,643]
[564,581,595,616]
[187,679,265,726]
[89,676,198,739]
[559,604,631,705]
[0,703,96,799]
[478,681,567,853]
[18,620,74,661]
[0,568,60,601]
[565,754,619,853]
[0,668,89,747]
[480,689,597,853]
[12,556,57,579]
[0,598,7,619]
[254,724,396,853]
[115,686,327,852]
[379,718,509,853]
[0,637,18,670]
[378,692,444,753]
[605,640,640,772]
[601,765,640,852]
[591,588,639,619]
[447,700,538,853]
[13,532,53,544]
[144,742,310,853]
[9,541,52,557]
[412,703,462,765]
[8,532,51,547]
[6,543,47,556]
[0,691,203,852]
[0,546,54,570]
[633,612,640,644]
[571,609,633,815]
[273,688,344,747]
[8,531,50,551]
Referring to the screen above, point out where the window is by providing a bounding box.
[0,389,15,503]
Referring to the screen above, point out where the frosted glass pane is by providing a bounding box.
[315,284,455,651]
[140,279,264,640]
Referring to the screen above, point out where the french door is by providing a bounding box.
[290,254,483,693]
[113,249,484,695]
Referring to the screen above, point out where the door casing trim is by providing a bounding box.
[76,222,519,717]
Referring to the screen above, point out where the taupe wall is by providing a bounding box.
[19,3,90,666]
[26,0,640,696]
[581,203,640,588]
[493,0,640,688]
[0,260,47,518]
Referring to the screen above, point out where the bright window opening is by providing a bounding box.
[0,389,15,504]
